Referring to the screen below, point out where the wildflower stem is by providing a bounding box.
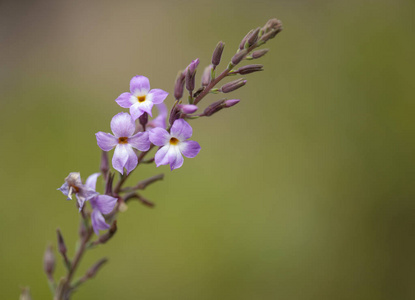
[55,226,93,300]
[121,173,164,192]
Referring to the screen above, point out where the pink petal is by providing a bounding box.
[124,144,138,174]
[130,101,154,120]
[91,209,110,235]
[168,146,184,170]
[110,112,135,137]
[115,92,135,108]
[179,140,201,158]
[85,173,100,190]
[130,75,150,95]
[129,131,151,151]
[112,144,129,174]
[96,132,117,151]
[154,145,170,167]
[147,89,168,104]
[94,195,118,215]
[170,119,192,141]
[149,127,170,146]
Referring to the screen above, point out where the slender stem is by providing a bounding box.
[55,226,93,300]
[194,69,230,105]
[121,173,164,192]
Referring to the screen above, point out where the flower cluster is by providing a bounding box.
[50,18,282,299]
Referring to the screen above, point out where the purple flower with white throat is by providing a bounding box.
[96,112,151,175]
[85,173,118,235]
[149,119,201,170]
[115,75,168,120]
[58,172,98,211]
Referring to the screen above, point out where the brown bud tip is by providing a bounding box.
[251,49,269,59]
[56,229,67,255]
[212,41,225,66]
[263,18,283,33]
[261,19,283,42]
[43,245,55,277]
[231,49,247,65]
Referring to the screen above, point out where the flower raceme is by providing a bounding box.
[84,173,118,235]
[115,75,169,120]
[96,112,151,175]
[149,119,201,170]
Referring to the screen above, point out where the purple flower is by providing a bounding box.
[58,172,98,211]
[115,75,168,120]
[96,112,151,174]
[85,173,118,235]
[149,119,201,170]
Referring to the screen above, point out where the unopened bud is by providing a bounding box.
[231,49,247,65]
[263,18,282,33]
[239,30,253,50]
[185,67,195,92]
[139,112,148,129]
[224,99,240,107]
[261,28,282,42]
[187,58,199,74]
[203,100,225,116]
[56,229,67,255]
[236,64,263,75]
[43,245,55,277]
[212,41,225,66]
[251,49,269,59]
[98,220,117,244]
[261,19,283,42]
[178,104,198,114]
[174,71,185,100]
[220,79,247,93]
[247,27,260,46]
[100,151,109,176]
[201,65,213,87]
[20,287,32,300]
[86,258,108,279]
[169,104,181,125]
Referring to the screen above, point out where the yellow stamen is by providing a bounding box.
[137,95,146,103]
[170,137,179,145]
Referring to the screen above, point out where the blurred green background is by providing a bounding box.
[1,0,415,299]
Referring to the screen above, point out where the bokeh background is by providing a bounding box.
[1,0,415,299]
